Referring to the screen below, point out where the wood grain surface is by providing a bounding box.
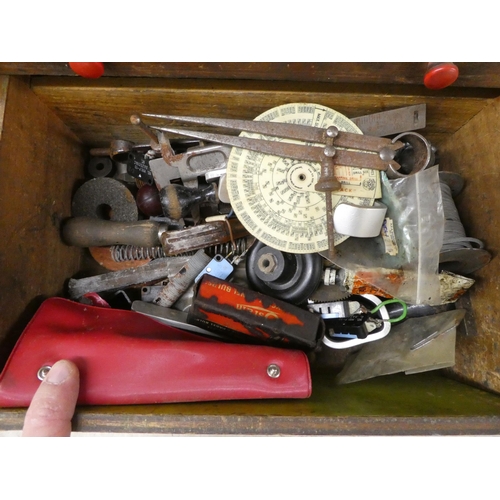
[29,77,496,149]
[1,62,500,88]
[0,77,85,367]
[440,98,500,394]
[1,372,500,434]
[1,72,500,434]
[0,77,7,141]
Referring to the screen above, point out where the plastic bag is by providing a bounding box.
[333,166,444,305]
[335,309,465,385]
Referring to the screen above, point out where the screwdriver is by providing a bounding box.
[61,217,249,254]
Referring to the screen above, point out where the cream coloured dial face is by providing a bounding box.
[227,103,380,254]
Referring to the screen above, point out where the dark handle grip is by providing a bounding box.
[62,217,161,247]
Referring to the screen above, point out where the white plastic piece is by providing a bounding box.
[321,294,391,349]
[204,214,228,222]
[323,267,337,286]
[217,174,231,204]
[333,202,387,238]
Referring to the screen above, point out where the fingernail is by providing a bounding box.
[44,361,71,385]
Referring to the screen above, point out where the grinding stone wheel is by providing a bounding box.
[72,178,139,221]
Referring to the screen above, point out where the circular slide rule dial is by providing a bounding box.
[227,103,380,254]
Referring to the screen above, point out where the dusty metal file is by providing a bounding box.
[350,104,426,137]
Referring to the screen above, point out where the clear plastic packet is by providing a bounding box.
[332,166,444,305]
[334,309,465,385]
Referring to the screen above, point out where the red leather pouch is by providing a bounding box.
[0,298,312,407]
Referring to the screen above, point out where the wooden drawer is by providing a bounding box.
[2,62,500,88]
[1,64,500,435]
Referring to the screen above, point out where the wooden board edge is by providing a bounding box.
[1,410,499,436]
[0,75,9,141]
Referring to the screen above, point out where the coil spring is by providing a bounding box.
[110,245,166,261]
[110,237,250,262]
[206,238,249,257]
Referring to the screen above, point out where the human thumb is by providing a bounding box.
[22,360,80,437]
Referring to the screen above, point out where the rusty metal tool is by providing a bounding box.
[90,120,199,164]
[152,249,211,308]
[62,216,250,255]
[160,217,250,256]
[143,113,405,173]
[130,114,161,149]
[90,139,151,162]
[131,301,227,340]
[350,104,426,137]
[142,113,405,260]
[67,257,189,299]
[157,143,231,189]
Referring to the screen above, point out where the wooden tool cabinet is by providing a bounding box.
[1,62,500,435]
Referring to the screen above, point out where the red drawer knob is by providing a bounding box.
[424,63,459,90]
[68,62,105,79]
